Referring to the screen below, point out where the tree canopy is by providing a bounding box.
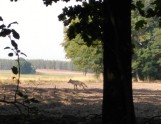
[132,0,161,26]
[58,0,103,46]
[62,30,103,75]
[15,58,36,74]
[132,0,161,81]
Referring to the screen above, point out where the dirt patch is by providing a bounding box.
[133,83,161,118]
[0,82,103,123]
[133,82,161,124]
[1,82,161,123]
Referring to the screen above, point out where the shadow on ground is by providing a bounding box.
[2,85,161,124]
[0,85,102,124]
[133,89,161,124]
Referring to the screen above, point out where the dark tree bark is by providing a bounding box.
[102,1,136,124]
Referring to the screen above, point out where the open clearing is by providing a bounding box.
[0,70,161,123]
[133,82,161,118]
[0,69,103,117]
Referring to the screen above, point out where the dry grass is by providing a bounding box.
[0,69,103,117]
[133,82,161,118]
[1,69,160,119]
[0,69,102,84]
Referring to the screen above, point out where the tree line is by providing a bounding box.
[0,59,78,71]
[132,0,161,81]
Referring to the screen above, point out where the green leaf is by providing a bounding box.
[4,47,10,49]
[11,66,18,75]
[12,29,20,39]
[7,21,18,28]
[0,29,11,37]
[135,20,147,30]
[8,53,13,57]
[0,16,3,21]
[131,4,136,10]
[20,52,27,57]
[159,19,161,27]
[146,8,155,17]
[11,40,18,50]
[0,24,5,29]
[136,1,144,8]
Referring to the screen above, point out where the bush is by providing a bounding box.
[15,58,36,74]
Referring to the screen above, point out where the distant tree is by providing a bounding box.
[62,30,103,75]
[29,59,78,71]
[16,58,36,74]
[132,0,161,81]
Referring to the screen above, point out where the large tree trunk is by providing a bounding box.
[102,1,136,124]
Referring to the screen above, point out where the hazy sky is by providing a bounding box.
[0,0,80,61]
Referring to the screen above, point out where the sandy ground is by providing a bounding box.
[0,81,161,119]
[133,82,161,118]
[0,81,103,117]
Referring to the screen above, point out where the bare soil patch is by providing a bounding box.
[1,81,161,123]
[133,82,161,124]
[133,82,161,117]
[0,81,103,124]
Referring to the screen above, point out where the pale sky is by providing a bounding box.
[0,0,80,61]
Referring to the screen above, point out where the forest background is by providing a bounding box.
[132,0,161,81]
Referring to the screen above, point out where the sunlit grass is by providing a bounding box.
[0,69,103,85]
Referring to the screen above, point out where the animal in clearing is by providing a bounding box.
[67,79,88,89]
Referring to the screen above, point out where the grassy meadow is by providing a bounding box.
[0,69,103,118]
[0,69,103,85]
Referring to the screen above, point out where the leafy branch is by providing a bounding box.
[0,16,39,115]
